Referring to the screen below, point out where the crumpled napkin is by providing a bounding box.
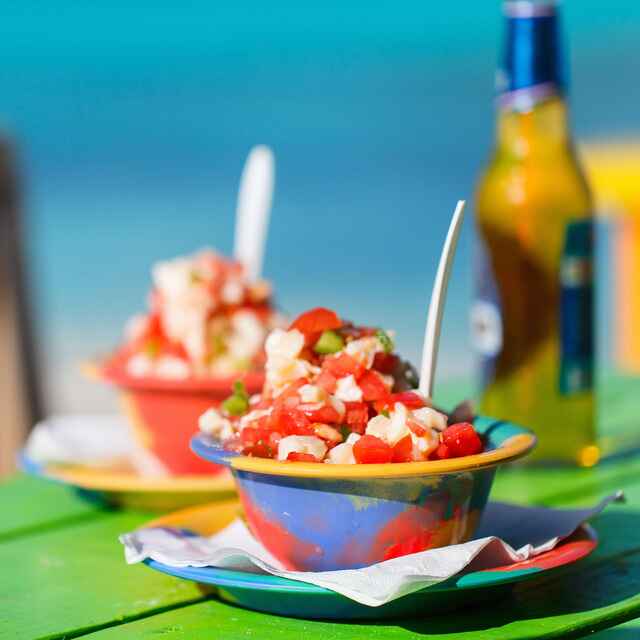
[24,414,168,476]
[120,492,622,607]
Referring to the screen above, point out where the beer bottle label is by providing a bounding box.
[472,219,594,395]
[559,220,594,394]
[470,240,503,391]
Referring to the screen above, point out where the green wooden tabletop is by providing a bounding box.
[2,374,640,640]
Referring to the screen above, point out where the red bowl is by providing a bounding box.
[94,362,264,476]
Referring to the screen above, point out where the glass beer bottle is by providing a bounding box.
[473,0,597,465]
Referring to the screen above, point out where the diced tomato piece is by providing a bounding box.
[145,312,164,338]
[344,402,369,434]
[442,422,483,457]
[281,395,301,411]
[298,404,341,424]
[245,413,271,431]
[358,370,389,402]
[322,353,365,379]
[286,452,321,463]
[389,391,426,409]
[240,427,258,447]
[251,441,275,458]
[431,443,451,460]
[274,407,313,436]
[289,307,342,336]
[316,370,337,393]
[372,390,423,414]
[241,427,276,458]
[372,352,399,375]
[353,435,393,464]
[392,435,414,462]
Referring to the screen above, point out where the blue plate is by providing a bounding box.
[140,500,597,620]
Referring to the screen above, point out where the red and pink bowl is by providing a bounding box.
[90,361,264,476]
[190,416,536,571]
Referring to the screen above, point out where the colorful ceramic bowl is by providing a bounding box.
[190,417,536,571]
[93,362,264,476]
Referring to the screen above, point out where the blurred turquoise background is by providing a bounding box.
[4,1,638,412]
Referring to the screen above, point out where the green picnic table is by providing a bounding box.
[2,374,640,640]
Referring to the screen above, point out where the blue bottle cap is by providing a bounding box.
[498,1,565,107]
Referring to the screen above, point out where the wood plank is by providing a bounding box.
[491,453,640,507]
[72,545,640,640]
[0,475,105,542]
[78,489,640,638]
[590,617,640,638]
[0,509,204,640]
[2,369,639,639]
[1,473,636,640]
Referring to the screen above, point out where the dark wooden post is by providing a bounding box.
[0,140,42,475]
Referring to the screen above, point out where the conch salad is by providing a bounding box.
[109,249,282,379]
[198,307,484,463]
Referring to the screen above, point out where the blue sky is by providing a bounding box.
[3,1,637,412]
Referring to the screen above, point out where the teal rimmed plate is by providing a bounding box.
[139,499,597,620]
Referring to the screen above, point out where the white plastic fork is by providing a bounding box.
[418,200,466,400]
[233,145,275,282]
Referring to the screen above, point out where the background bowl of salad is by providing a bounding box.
[189,306,536,570]
[93,249,282,476]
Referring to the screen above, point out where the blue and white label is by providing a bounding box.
[473,218,594,396]
[471,240,503,390]
[559,220,594,394]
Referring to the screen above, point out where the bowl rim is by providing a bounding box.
[190,416,536,479]
[83,359,265,394]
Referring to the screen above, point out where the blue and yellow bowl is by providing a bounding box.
[191,417,535,571]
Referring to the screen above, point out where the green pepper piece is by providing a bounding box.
[222,394,249,416]
[339,425,352,441]
[222,380,250,416]
[376,329,394,354]
[313,330,345,355]
[232,380,249,398]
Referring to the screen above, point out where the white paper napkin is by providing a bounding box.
[25,414,169,476]
[120,492,622,607]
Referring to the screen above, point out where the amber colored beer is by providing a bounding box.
[473,1,596,465]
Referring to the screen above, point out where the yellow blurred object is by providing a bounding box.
[582,141,640,373]
[577,444,601,468]
[581,142,640,215]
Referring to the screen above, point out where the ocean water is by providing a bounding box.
[3,1,638,413]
